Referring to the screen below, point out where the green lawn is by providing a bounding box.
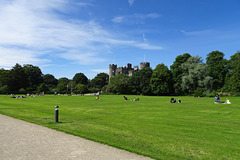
[0,95,240,159]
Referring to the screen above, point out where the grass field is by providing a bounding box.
[0,95,240,159]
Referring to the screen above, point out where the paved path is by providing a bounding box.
[0,114,153,160]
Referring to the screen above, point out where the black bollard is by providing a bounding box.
[55,105,59,122]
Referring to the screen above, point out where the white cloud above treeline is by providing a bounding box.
[0,0,162,69]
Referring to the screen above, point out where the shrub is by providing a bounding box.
[193,88,204,97]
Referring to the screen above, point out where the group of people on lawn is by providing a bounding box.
[170,98,181,103]
[215,94,231,104]
[123,96,139,101]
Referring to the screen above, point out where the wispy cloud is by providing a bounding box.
[112,16,124,23]
[112,13,161,24]
[180,29,214,36]
[0,46,50,67]
[142,33,147,42]
[128,0,135,6]
[0,0,163,70]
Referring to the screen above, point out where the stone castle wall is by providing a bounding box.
[109,62,150,79]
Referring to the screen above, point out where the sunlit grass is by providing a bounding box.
[0,95,240,159]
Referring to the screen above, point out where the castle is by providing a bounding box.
[109,62,150,79]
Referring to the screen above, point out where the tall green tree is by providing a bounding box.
[0,69,10,93]
[38,83,49,92]
[6,63,28,93]
[129,67,153,95]
[75,84,88,93]
[228,51,240,94]
[107,74,130,94]
[170,53,191,95]
[58,77,69,84]
[23,64,43,91]
[43,74,58,86]
[73,73,88,85]
[150,64,174,96]
[56,77,69,93]
[206,50,227,91]
[0,69,9,87]
[181,56,213,94]
[90,73,109,91]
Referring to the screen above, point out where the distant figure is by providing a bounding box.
[131,98,139,101]
[97,92,100,96]
[215,94,220,103]
[96,96,101,100]
[170,98,176,103]
[123,96,128,101]
[177,99,181,103]
[224,98,231,104]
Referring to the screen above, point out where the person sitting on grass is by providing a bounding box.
[214,94,221,103]
[131,98,139,101]
[96,96,101,100]
[177,99,181,103]
[223,98,231,104]
[123,96,129,101]
[170,98,176,103]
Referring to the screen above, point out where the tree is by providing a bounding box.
[170,53,191,95]
[181,56,213,94]
[227,51,240,94]
[171,53,191,82]
[73,73,88,85]
[43,74,58,86]
[206,51,227,91]
[38,83,49,92]
[0,85,9,94]
[0,69,9,88]
[75,84,88,93]
[68,81,77,93]
[55,77,70,93]
[6,63,28,93]
[58,77,69,85]
[90,73,109,91]
[107,74,130,94]
[150,64,174,95]
[129,67,153,95]
[23,64,43,91]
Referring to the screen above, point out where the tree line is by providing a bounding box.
[0,50,239,96]
[0,64,108,95]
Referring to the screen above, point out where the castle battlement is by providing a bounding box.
[109,62,150,79]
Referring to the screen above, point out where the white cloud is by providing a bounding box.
[112,16,124,23]
[133,43,163,50]
[180,29,214,36]
[0,46,50,68]
[59,50,106,65]
[128,0,135,6]
[112,13,160,24]
[142,33,147,42]
[0,0,163,70]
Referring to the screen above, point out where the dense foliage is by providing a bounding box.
[0,50,239,96]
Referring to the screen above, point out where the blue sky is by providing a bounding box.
[0,0,240,79]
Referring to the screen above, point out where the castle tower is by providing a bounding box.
[140,62,150,69]
[127,63,132,69]
[109,64,117,79]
